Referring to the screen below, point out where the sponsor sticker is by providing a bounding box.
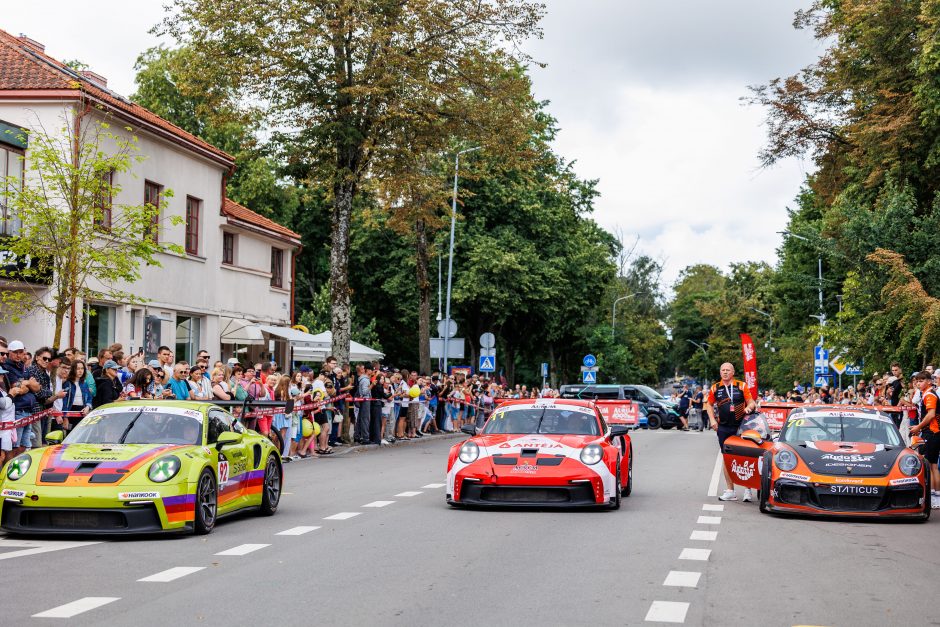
[779,472,810,482]
[832,477,864,484]
[731,459,755,482]
[889,477,920,486]
[1,489,26,498]
[511,463,537,474]
[118,491,160,500]
[828,484,880,495]
[218,460,229,483]
[821,453,875,463]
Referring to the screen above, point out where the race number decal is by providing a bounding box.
[218,460,229,484]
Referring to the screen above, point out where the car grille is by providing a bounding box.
[816,494,882,511]
[25,509,128,529]
[480,487,573,503]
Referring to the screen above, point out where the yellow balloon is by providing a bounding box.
[302,418,314,437]
[409,385,421,399]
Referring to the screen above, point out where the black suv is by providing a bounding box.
[558,384,682,429]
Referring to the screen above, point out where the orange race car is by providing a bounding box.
[722,407,930,521]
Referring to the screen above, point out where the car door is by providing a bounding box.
[208,409,251,513]
[721,415,774,490]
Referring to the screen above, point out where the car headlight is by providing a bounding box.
[6,455,30,481]
[458,441,479,464]
[580,444,603,465]
[775,449,798,472]
[148,456,181,483]
[899,454,922,477]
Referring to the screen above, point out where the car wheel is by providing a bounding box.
[621,444,633,497]
[260,453,282,516]
[647,413,662,430]
[759,452,771,514]
[194,469,218,535]
[610,460,622,510]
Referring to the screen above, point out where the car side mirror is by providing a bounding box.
[45,430,64,445]
[609,425,630,438]
[740,429,763,445]
[460,424,477,436]
[216,430,243,449]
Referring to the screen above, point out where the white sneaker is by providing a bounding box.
[380,439,389,446]
[742,489,753,502]
[718,489,738,501]
[932,495,940,509]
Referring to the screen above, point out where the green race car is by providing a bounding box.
[0,400,283,535]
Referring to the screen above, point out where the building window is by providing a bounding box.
[222,232,235,265]
[185,196,201,255]
[270,248,283,288]
[175,315,200,364]
[144,180,162,242]
[94,169,113,230]
[0,143,24,236]
[82,303,115,358]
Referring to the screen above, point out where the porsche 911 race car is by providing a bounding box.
[722,407,929,521]
[0,401,283,535]
[446,398,632,509]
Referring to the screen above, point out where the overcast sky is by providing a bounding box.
[4,1,820,288]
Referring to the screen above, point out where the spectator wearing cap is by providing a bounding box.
[93,359,123,408]
[5,341,39,453]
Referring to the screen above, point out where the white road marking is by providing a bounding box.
[702,503,724,512]
[214,543,270,556]
[276,526,321,536]
[690,530,717,541]
[697,516,721,525]
[663,571,702,588]
[363,501,395,508]
[679,548,711,561]
[645,600,689,623]
[707,453,722,497]
[0,538,100,562]
[33,597,120,618]
[323,512,361,520]
[395,491,423,497]
[422,483,446,488]
[138,566,205,582]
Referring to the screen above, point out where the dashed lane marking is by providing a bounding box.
[707,453,722,497]
[214,543,270,556]
[702,503,724,512]
[645,600,689,623]
[323,512,361,520]
[678,548,711,561]
[0,538,100,562]
[33,597,120,618]
[690,530,717,541]
[276,526,321,536]
[663,571,702,588]
[395,491,423,497]
[363,501,395,508]
[696,516,721,525]
[422,483,446,488]
[138,567,205,583]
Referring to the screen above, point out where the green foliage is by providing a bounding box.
[297,284,380,354]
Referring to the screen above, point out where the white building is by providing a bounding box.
[0,29,304,365]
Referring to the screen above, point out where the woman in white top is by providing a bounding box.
[188,365,211,401]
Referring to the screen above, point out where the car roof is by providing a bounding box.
[787,406,894,424]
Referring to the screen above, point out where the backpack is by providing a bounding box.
[233,382,248,402]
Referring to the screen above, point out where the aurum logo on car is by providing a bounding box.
[889,477,920,486]
[731,459,755,481]
[779,472,810,482]
[118,491,160,500]
[1,489,26,498]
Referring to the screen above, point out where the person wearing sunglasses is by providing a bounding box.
[24,346,63,442]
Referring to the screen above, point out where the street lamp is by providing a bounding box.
[611,292,641,339]
[687,340,709,383]
[749,307,775,353]
[443,146,481,372]
[779,230,825,344]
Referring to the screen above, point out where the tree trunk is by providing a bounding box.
[549,342,557,389]
[330,181,354,365]
[415,218,432,374]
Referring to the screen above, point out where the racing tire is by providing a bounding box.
[610,460,622,510]
[646,413,662,430]
[621,444,633,497]
[759,452,771,514]
[194,469,218,535]
[259,453,282,516]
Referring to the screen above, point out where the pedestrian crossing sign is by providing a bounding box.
[814,374,831,387]
[582,370,597,384]
[479,355,496,372]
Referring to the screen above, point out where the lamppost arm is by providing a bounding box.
[611,292,641,340]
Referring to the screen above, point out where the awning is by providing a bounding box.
[220,317,264,345]
[292,347,328,362]
[306,330,384,362]
[257,324,324,349]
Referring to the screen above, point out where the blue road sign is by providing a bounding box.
[583,354,597,368]
[845,363,863,376]
[479,355,496,373]
[582,370,597,384]
[814,346,829,375]
[541,362,549,378]
[814,374,832,387]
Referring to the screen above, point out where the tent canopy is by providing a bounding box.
[220,317,264,345]
[305,330,384,362]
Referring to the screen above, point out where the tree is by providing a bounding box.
[0,113,177,348]
[161,0,545,365]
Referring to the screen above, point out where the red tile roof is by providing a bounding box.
[0,29,234,167]
[222,198,301,244]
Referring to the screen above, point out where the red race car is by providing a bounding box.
[723,407,929,520]
[445,398,632,509]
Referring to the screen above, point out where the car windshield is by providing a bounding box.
[65,410,203,445]
[635,385,664,400]
[780,414,901,446]
[484,407,600,435]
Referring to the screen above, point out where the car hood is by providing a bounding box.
[33,443,190,485]
[790,441,902,477]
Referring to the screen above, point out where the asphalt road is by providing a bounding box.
[4,429,938,626]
